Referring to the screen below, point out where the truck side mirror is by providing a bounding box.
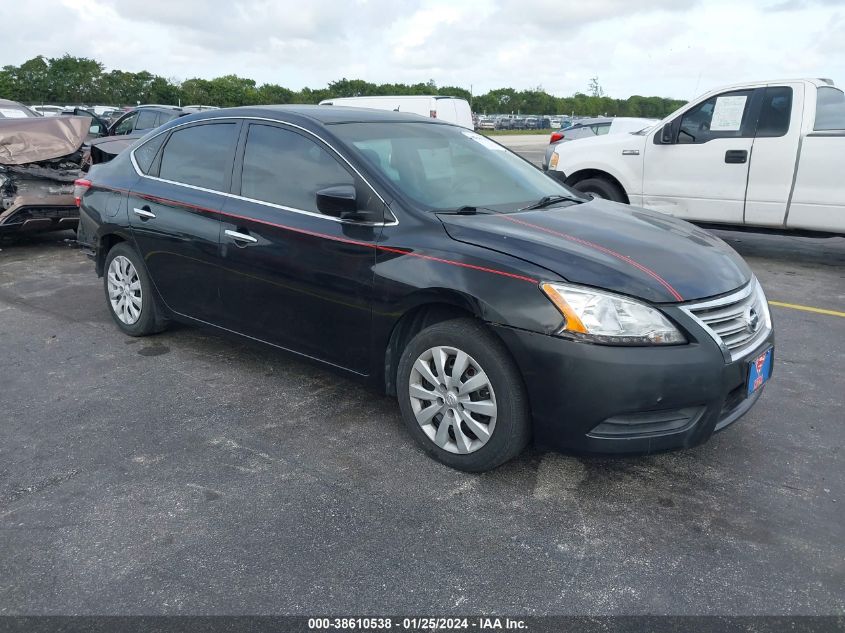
[657,122,675,145]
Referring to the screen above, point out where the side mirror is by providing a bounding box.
[657,122,674,145]
[316,185,358,218]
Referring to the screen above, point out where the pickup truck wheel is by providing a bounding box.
[573,177,626,203]
[397,318,530,472]
[103,243,169,337]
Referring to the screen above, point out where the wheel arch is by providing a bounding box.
[382,291,483,397]
[564,169,630,204]
[95,231,129,277]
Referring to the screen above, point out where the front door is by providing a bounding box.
[642,89,756,223]
[217,122,385,374]
[128,121,240,323]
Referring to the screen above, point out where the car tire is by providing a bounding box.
[572,177,626,203]
[396,318,530,472]
[103,242,169,337]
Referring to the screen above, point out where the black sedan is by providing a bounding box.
[75,106,774,472]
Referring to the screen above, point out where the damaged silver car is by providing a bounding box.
[0,115,90,235]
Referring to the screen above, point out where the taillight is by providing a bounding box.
[73,179,91,207]
[550,132,564,143]
[429,109,437,118]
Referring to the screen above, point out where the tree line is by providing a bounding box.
[1,55,687,118]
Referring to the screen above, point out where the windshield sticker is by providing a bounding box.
[710,95,747,131]
[461,130,507,151]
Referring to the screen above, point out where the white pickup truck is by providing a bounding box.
[547,79,845,234]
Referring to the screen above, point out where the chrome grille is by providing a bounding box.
[681,279,771,361]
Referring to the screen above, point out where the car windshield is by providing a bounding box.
[331,122,574,211]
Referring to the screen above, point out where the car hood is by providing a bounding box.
[438,199,751,303]
[0,116,89,165]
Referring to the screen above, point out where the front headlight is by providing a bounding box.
[541,282,686,345]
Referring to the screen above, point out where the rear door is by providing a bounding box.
[128,120,240,322]
[217,121,385,373]
[642,88,756,223]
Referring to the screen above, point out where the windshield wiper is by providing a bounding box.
[520,194,582,211]
[435,205,501,216]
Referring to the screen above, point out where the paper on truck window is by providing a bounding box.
[0,108,29,119]
[710,96,747,131]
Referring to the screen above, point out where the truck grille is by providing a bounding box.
[681,279,771,361]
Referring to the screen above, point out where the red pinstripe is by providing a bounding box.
[497,214,684,301]
[97,185,538,285]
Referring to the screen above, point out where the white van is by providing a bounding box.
[318,95,473,129]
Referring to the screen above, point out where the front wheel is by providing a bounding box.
[397,319,530,472]
[572,177,626,203]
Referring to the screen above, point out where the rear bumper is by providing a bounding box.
[492,322,774,455]
[0,195,79,235]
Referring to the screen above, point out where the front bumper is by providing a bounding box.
[492,315,773,455]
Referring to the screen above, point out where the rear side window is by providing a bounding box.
[135,110,158,131]
[815,87,845,131]
[592,123,611,136]
[158,110,180,125]
[756,86,792,137]
[678,90,754,144]
[134,133,167,174]
[240,124,354,212]
[159,123,238,191]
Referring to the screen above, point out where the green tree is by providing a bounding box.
[45,54,103,103]
[257,83,294,104]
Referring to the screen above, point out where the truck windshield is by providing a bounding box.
[815,87,845,131]
[331,122,575,211]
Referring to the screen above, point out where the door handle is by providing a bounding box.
[224,229,258,244]
[725,150,748,164]
[133,206,156,220]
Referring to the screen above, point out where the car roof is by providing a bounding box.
[177,104,453,127]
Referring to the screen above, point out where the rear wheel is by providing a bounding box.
[572,177,626,202]
[103,242,169,336]
[397,318,530,472]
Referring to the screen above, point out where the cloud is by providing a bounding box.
[1,0,842,100]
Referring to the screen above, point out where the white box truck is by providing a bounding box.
[318,95,473,129]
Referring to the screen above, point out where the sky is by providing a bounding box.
[2,0,844,100]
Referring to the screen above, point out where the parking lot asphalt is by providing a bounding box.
[1,195,843,613]
[493,134,548,166]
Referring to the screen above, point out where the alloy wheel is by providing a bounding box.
[408,346,498,454]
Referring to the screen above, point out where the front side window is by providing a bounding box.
[158,123,238,191]
[332,122,575,210]
[113,113,137,135]
[240,124,354,213]
[678,90,753,144]
[756,86,792,137]
[135,110,158,131]
[814,86,845,131]
[592,123,611,136]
